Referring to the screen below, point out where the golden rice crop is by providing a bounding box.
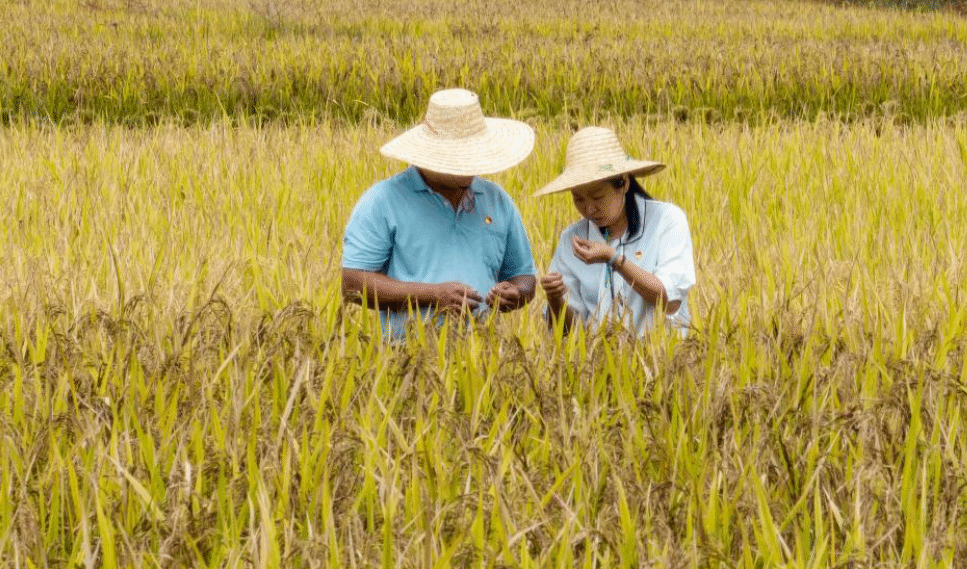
[1,114,965,567]
[2,0,967,567]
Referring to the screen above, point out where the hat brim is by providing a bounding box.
[532,160,666,197]
[380,118,535,176]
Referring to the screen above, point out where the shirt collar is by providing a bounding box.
[405,165,483,195]
[586,221,606,243]
[586,220,626,244]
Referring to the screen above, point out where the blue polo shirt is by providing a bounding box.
[342,166,536,337]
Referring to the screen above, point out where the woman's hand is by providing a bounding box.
[539,272,567,302]
[572,236,615,265]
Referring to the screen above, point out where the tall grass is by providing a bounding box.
[1,0,966,125]
[1,116,965,566]
[3,0,966,566]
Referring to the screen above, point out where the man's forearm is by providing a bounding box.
[341,269,436,310]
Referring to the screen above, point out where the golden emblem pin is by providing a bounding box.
[484,216,492,225]
[634,251,643,259]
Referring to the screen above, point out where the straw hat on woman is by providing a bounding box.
[535,126,696,336]
[342,88,538,340]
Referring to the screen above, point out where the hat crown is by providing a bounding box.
[564,127,630,172]
[379,87,534,176]
[423,89,488,140]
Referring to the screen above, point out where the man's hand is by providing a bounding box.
[572,236,615,265]
[433,281,483,312]
[539,272,567,302]
[486,281,523,312]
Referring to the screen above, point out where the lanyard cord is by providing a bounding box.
[602,228,626,302]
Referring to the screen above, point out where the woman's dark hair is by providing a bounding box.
[608,175,652,238]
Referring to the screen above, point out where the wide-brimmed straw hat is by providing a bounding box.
[380,89,535,176]
[532,127,665,197]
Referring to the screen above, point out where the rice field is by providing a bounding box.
[1,0,967,568]
[5,0,967,124]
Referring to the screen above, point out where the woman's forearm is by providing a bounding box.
[545,295,577,333]
[613,259,681,314]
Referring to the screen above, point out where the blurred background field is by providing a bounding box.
[1,0,967,568]
[4,0,967,125]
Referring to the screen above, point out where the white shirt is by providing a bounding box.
[548,195,696,336]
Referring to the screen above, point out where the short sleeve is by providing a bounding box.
[548,230,591,321]
[652,210,696,303]
[342,186,394,272]
[497,204,537,281]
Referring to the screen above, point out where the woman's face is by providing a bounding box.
[570,175,628,229]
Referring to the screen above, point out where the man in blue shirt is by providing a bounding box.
[341,89,537,338]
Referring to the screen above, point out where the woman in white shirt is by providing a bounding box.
[534,127,696,336]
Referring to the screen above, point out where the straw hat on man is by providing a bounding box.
[535,126,696,337]
[341,89,537,339]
